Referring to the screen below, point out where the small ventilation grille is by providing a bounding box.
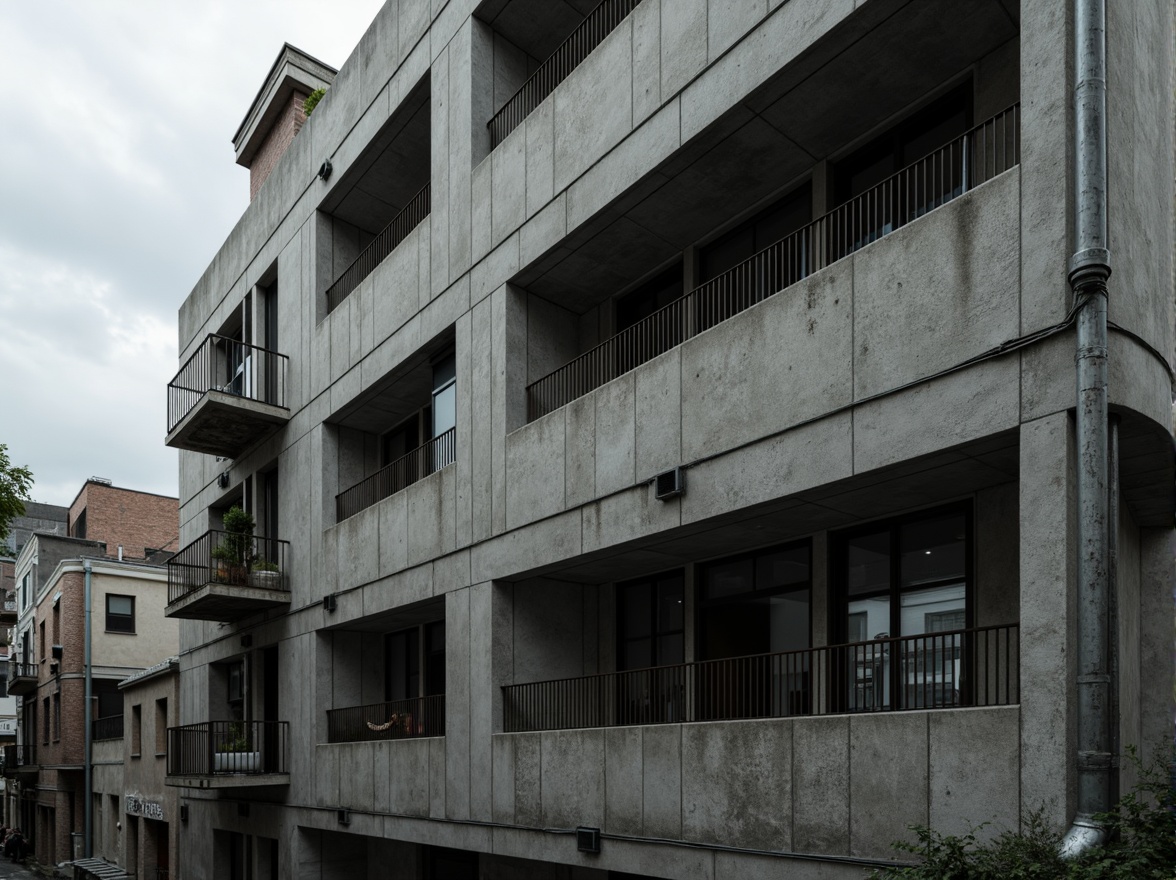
[218,472,231,489]
[654,467,685,500]
[576,827,600,854]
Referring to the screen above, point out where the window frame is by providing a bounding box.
[105,593,136,634]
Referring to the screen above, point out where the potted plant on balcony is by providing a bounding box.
[250,559,281,590]
[211,505,255,586]
[213,721,260,773]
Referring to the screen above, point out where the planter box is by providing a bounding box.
[214,751,260,773]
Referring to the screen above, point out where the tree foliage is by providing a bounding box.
[0,444,33,548]
[871,747,1176,880]
[303,87,326,117]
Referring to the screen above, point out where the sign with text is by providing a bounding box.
[124,794,165,821]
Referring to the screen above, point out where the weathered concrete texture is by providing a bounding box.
[930,707,1020,840]
[849,712,927,858]
[541,728,606,828]
[682,720,792,851]
[792,715,850,854]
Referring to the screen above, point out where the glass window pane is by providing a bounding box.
[432,353,456,390]
[432,383,456,437]
[656,577,684,633]
[846,532,889,595]
[768,589,809,653]
[900,514,966,586]
[701,558,754,601]
[620,582,651,639]
[848,595,891,640]
[756,546,810,591]
[657,633,684,666]
[108,595,133,615]
[623,639,652,671]
[899,583,966,636]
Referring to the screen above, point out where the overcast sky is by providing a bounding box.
[0,0,383,507]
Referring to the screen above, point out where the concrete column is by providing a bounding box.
[1135,525,1175,774]
[1018,411,1077,828]
[445,587,472,819]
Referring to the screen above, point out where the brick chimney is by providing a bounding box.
[232,44,336,201]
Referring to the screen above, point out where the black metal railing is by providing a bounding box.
[325,182,431,314]
[8,661,36,680]
[503,624,1018,732]
[167,334,288,432]
[335,427,457,522]
[526,105,1020,420]
[167,720,288,776]
[488,0,643,147]
[326,694,446,743]
[2,744,36,768]
[166,531,290,605]
[92,715,124,741]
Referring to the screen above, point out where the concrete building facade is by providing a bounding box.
[165,1,1174,878]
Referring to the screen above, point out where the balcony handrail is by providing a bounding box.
[166,719,289,776]
[326,693,446,743]
[525,104,1021,420]
[167,530,290,605]
[325,182,431,314]
[335,426,457,522]
[487,0,644,148]
[167,333,289,432]
[92,714,125,742]
[502,623,1019,733]
[8,661,37,679]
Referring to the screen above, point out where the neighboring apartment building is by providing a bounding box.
[164,1,1174,879]
[3,481,179,868]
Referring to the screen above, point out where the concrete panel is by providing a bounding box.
[581,483,681,554]
[513,732,543,827]
[431,46,451,298]
[714,851,865,880]
[406,470,448,566]
[471,295,495,541]
[681,414,852,525]
[371,223,422,345]
[852,172,1021,398]
[315,743,340,807]
[553,18,634,192]
[792,715,850,855]
[849,712,928,858]
[975,482,1019,628]
[446,587,472,819]
[604,726,643,834]
[709,0,768,59]
[448,22,475,282]
[336,506,379,591]
[471,508,583,584]
[682,720,792,851]
[339,743,377,812]
[492,734,517,823]
[506,411,567,529]
[519,192,569,269]
[430,737,447,818]
[635,348,682,482]
[472,235,520,307]
[595,373,637,496]
[525,95,555,216]
[642,724,682,839]
[565,392,597,507]
[660,0,708,98]
[540,728,606,828]
[929,707,1020,840]
[493,124,528,246]
[388,738,432,816]
[1017,413,1075,828]
[632,0,663,126]
[681,265,853,461]
[473,157,493,262]
[852,358,1020,473]
[469,582,495,818]
[512,579,585,684]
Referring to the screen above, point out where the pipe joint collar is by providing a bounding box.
[1069,248,1112,288]
[1059,815,1107,859]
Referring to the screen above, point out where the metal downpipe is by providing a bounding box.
[84,558,94,859]
[1061,0,1113,858]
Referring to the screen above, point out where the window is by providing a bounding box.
[697,542,812,719]
[384,620,445,736]
[615,262,684,334]
[834,503,971,711]
[431,354,456,440]
[71,509,87,539]
[52,600,60,645]
[155,698,168,755]
[42,697,50,744]
[131,704,142,756]
[698,184,812,285]
[52,693,60,741]
[614,570,686,724]
[105,594,135,633]
[39,621,45,659]
[20,573,29,610]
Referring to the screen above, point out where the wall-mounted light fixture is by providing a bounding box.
[318,159,333,181]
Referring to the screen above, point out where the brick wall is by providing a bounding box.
[68,483,178,559]
[249,90,310,201]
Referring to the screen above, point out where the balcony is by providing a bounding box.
[336,427,456,521]
[6,661,36,696]
[525,106,1020,421]
[92,715,124,742]
[0,591,16,625]
[166,334,289,458]
[326,694,445,743]
[487,0,643,148]
[165,531,290,622]
[503,624,1018,732]
[166,720,289,789]
[1,744,36,774]
[325,182,431,314]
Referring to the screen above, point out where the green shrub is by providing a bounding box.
[304,87,326,116]
[871,747,1175,880]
